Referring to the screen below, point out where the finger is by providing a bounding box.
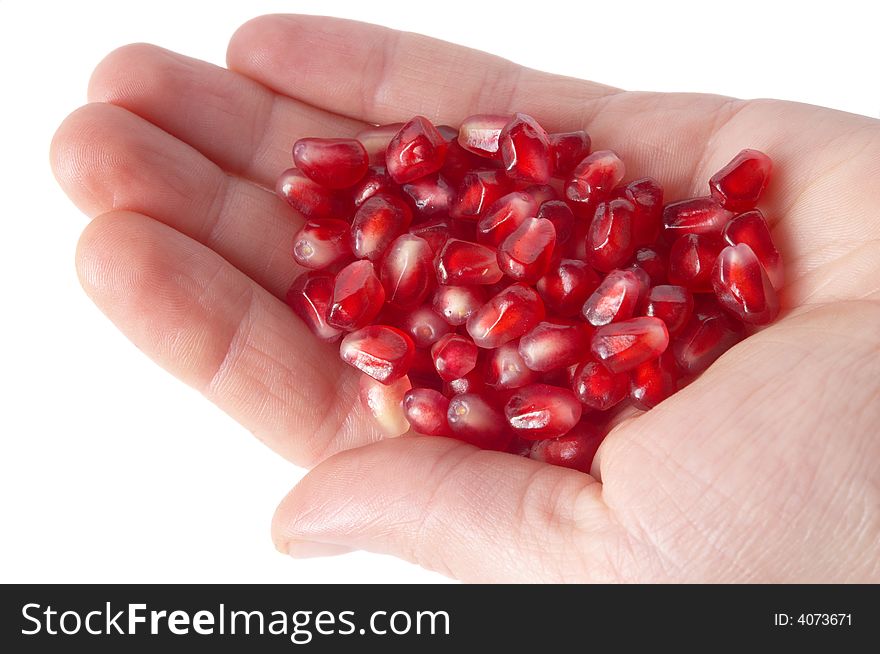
[271,436,631,582]
[227,14,620,130]
[87,43,365,189]
[51,102,299,298]
[77,210,383,466]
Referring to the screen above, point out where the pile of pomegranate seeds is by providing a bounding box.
[279,114,782,473]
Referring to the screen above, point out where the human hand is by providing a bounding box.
[51,15,880,582]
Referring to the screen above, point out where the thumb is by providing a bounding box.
[271,436,629,582]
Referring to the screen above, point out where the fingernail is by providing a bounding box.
[286,541,355,559]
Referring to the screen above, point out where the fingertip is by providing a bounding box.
[87,42,160,104]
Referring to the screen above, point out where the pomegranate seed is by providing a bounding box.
[327,260,386,331]
[536,200,575,245]
[403,387,450,435]
[498,217,557,283]
[450,169,515,220]
[582,269,643,327]
[525,184,559,205]
[431,333,479,381]
[630,352,681,410]
[518,321,593,372]
[435,238,503,285]
[443,368,487,397]
[356,123,404,165]
[467,283,546,349]
[441,139,492,184]
[292,218,352,270]
[380,234,434,309]
[629,246,668,286]
[644,284,694,336]
[672,299,744,374]
[431,284,486,326]
[504,384,582,439]
[457,114,509,158]
[360,374,412,436]
[586,198,636,272]
[723,209,783,289]
[385,116,448,184]
[498,113,552,184]
[564,150,625,213]
[709,149,773,212]
[340,325,415,384]
[447,393,510,450]
[667,233,725,292]
[662,196,734,237]
[402,174,454,219]
[351,166,395,207]
[276,168,350,220]
[350,194,413,261]
[408,217,451,254]
[591,316,670,373]
[285,271,342,342]
[536,259,601,317]
[292,137,369,189]
[548,130,592,178]
[396,304,453,348]
[529,423,605,473]
[475,192,538,247]
[571,360,629,411]
[484,340,538,389]
[617,177,663,246]
[712,243,780,325]
[407,348,443,390]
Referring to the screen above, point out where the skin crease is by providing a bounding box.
[51,15,880,583]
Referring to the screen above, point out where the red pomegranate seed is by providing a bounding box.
[723,209,783,289]
[536,200,575,245]
[450,169,515,220]
[518,321,593,372]
[712,243,780,325]
[662,196,734,237]
[292,137,369,189]
[629,246,668,286]
[360,374,412,436]
[564,150,625,214]
[396,304,453,348]
[529,423,605,473]
[498,217,557,283]
[292,218,352,270]
[525,184,559,205]
[457,114,509,158]
[441,139,493,184]
[571,360,629,411]
[351,166,395,207]
[435,238,503,285]
[484,340,538,389]
[630,352,681,410]
[504,384,582,439]
[467,283,546,349]
[644,285,694,336]
[401,174,454,219]
[408,217,451,254]
[431,284,486,326]
[536,259,601,317]
[667,233,725,292]
[356,123,403,165]
[327,260,386,331]
[586,198,636,272]
[431,333,479,381]
[285,271,342,342]
[350,194,413,261]
[447,393,510,450]
[617,177,663,246]
[709,148,773,212]
[403,387,450,435]
[672,298,744,374]
[407,348,443,389]
[548,130,592,178]
[276,168,350,220]
[380,234,434,309]
[385,116,449,184]
[443,367,487,397]
[498,113,552,184]
[591,316,670,373]
[582,268,643,327]
[475,192,538,247]
[340,324,415,384]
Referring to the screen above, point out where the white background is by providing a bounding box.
[0,0,877,583]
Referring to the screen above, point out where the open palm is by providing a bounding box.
[52,15,880,582]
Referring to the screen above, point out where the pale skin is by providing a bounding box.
[51,15,880,582]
